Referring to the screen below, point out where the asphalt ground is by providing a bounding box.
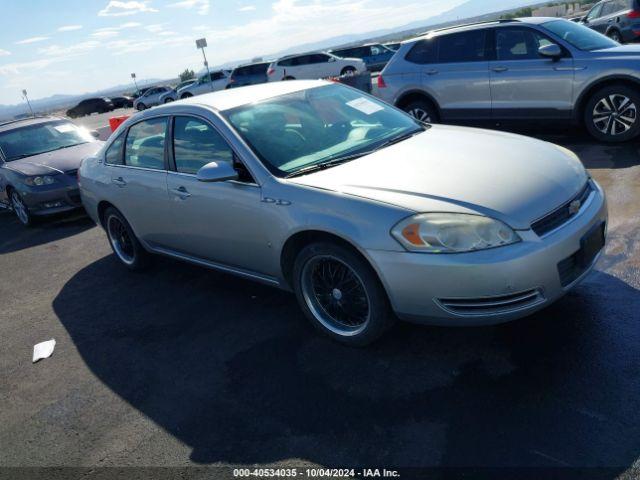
[0,124,639,479]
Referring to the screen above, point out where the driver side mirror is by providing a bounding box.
[90,130,101,139]
[538,43,562,60]
[196,161,238,183]
[328,57,336,62]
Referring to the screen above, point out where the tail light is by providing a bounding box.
[377,74,387,88]
[628,9,640,18]
[267,67,275,76]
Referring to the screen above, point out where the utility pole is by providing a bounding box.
[22,89,35,117]
[131,73,140,95]
[196,38,214,92]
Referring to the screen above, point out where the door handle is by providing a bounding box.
[426,69,439,75]
[492,66,509,73]
[112,177,126,187]
[172,186,191,199]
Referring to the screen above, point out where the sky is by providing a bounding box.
[0,0,475,105]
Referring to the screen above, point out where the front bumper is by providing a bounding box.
[367,180,608,326]
[19,173,83,216]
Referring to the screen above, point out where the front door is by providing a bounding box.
[164,115,276,276]
[490,27,575,120]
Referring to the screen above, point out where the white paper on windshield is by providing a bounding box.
[346,97,383,115]
[53,124,75,133]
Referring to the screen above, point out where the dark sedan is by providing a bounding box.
[110,96,134,108]
[0,117,103,226]
[66,98,114,118]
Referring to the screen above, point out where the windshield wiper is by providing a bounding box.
[285,128,424,179]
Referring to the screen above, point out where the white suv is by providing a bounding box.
[267,52,366,81]
[175,70,230,99]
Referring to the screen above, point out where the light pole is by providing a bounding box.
[196,38,213,92]
[22,89,35,118]
[131,73,140,95]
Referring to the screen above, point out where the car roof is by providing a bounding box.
[153,80,329,112]
[0,116,64,133]
[407,17,559,42]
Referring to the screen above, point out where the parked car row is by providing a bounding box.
[579,0,640,43]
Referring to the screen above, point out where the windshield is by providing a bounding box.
[542,19,619,51]
[223,84,424,177]
[0,120,94,162]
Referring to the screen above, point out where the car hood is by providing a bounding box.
[592,44,640,56]
[4,142,104,176]
[287,125,588,230]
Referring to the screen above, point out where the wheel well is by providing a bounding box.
[576,77,640,124]
[280,230,375,289]
[97,201,116,228]
[395,91,439,115]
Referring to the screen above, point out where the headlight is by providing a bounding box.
[391,213,520,253]
[24,175,56,186]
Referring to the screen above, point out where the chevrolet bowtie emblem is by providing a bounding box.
[569,199,581,215]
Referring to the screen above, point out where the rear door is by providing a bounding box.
[489,26,575,120]
[105,116,171,245]
[420,29,492,121]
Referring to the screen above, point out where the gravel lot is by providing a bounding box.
[0,124,639,477]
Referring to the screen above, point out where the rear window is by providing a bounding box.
[438,30,488,63]
[234,63,269,76]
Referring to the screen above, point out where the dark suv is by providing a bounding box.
[581,0,640,43]
[66,98,114,118]
[226,61,270,89]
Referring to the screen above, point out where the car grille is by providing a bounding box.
[531,182,593,237]
[437,289,544,316]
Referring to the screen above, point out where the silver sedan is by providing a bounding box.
[79,80,607,345]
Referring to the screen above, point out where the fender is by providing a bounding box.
[574,74,640,122]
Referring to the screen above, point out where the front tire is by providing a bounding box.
[584,84,640,143]
[403,98,439,124]
[340,66,357,76]
[180,93,193,99]
[292,242,395,346]
[9,189,34,227]
[164,98,174,103]
[136,103,146,111]
[104,207,150,271]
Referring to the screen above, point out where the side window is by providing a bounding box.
[496,28,560,61]
[438,30,487,63]
[587,4,603,20]
[296,55,311,65]
[211,72,224,81]
[371,45,382,55]
[173,116,233,174]
[405,38,438,64]
[105,133,125,165]
[278,58,292,67]
[124,117,167,170]
[310,54,330,63]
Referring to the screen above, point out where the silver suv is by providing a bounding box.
[377,17,640,142]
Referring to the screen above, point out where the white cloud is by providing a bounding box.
[57,25,83,32]
[15,36,50,45]
[0,49,10,56]
[239,5,256,11]
[98,1,157,17]
[168,0,209,15]
[38,41,101,58]
[120,21,142,28]
[0,58,60,76]
[91,28,120,38]
[144,23,167,33]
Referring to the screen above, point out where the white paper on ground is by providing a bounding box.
[33,339,56,363]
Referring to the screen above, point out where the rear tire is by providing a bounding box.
[340,66,357,76]
[104,207,150,271]
[283,76,295,81]
[584,84,640,143]
[292,242,395,346]
[164,98,174,103]
[607,29,622,43]
[180,93,193,99]
[403,98,439,124]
